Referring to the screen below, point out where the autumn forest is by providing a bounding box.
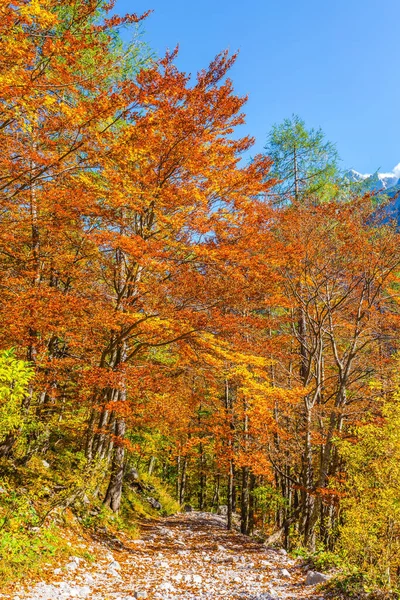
[1,1,400,596]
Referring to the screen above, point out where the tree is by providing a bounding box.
[267,197,400,548]
[339,382,400,588]
[81,49,271,511]
[0,0,273,516]
[265,115,340,204]
[0,350,33,457]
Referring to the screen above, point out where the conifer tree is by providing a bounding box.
[265,115,340,204]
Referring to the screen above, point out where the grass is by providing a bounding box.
[0,522,87,583]
[121,472,180,524]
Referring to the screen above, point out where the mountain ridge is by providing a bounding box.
[346,166,400,193]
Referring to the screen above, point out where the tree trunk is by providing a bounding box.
[293,145,299,201]
[103,415,126,512]
[248,472,256,535]
[198,441,206,510]
[241,465,250,535]
[227,460,234,530]
[212,474,220,511]
[301,398,315,548]
[148,455,156,476]
[224,377,235,530]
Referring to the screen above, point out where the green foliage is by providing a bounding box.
[323,570,398,600]
[80,500,140,539]
[141,473,181,516]
[121,472,180,522]
[324,571,372,599]
[265,114,341,203]
[291,545,344,572]
[253,484,288,514]
[338,396,400,589]
[0,349,33,442]
[0,483,87,584]
[0,525,71,583]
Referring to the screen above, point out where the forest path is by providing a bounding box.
[11,512,326,600]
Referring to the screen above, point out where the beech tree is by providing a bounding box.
[266,198,400,548]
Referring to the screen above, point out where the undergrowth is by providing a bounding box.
[291,546,345,572]
[290,547,400,600]
[0,462,180,586]
[0,482,90,584]
[324,571,400,600]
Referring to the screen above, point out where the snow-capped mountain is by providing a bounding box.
[346,164,400,193]
[345,164,400,223]
[347,169,370,183]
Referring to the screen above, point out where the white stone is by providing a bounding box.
[157,581,176,592]
[154,559,169,568]
[108,568,122,579]
[59,582,71,591]
[192,574,202,584]
[79,585,91,597]
[305,570,330,585]
[280,568,291,578]
[261,559,272,567]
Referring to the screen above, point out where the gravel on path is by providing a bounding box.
[4,512,326,600]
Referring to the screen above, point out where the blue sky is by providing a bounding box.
[116,0,400,176]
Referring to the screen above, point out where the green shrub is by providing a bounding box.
[0,349,33,443]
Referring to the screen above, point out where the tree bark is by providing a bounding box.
[103,414,126,512]
[241,465,250,534]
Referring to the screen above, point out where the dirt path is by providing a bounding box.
[9,512,326,600]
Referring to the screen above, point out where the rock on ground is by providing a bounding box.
[305,570,330,585]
